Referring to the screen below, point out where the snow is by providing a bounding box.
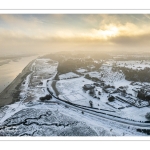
[1,57,150,136]
[63,93,86,102]
[121,106,150,121]
[114,60,150,70]
[56,77,116,111]
[88,71,101,78]
[76,68,87,73]
[107,100,131,109]
[59,72,80,80]
[0,99,145,136]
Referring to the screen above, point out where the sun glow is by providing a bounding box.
[91,25,119,40]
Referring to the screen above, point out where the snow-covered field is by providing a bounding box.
[56,77,118,112]
[107,60,150,70]
[76,68,88,73]
[0,96,145,136]
[0,56,150,136]
[59,72,80,80]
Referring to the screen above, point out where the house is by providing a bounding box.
[83,84,95,90]
[117,87,127,97]
[132,88,139,97]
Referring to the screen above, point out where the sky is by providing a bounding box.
[0,14,150,56]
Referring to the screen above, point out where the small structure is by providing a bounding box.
[83,84,95,90]
[100,62,112,70]
[132,88,139,97]
[117,87,127,97]
[103,88,116,94]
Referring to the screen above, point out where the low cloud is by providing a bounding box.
[0,14,150,55]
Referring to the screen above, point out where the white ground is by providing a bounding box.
[108,60,150,70]
[56,65,150,122]
[59,72,80,80]
[0,57,150,136]
[56,77,117,111]
[0,94,146,136]
[76,68,88,73]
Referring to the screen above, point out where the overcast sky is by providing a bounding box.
[0,14,150,55]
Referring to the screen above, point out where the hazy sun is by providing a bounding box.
[92,25,119,39]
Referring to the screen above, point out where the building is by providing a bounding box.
[83,84,95,90]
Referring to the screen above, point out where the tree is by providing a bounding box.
[89,89,95,96]
[89,100,93,107]
[137,89,146,100]
[40,94,52,101]
[40,97,46,101]
[108,96,115,102]
[145,112,150,119]
[45,94,52,100]
[85,74,90,79]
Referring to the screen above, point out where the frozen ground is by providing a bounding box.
[56,77,114,110]
[76,68,88,73]
[59,72,80,80]
[108,60,150,70]
[0,99,145,136]
[0,57,150,136]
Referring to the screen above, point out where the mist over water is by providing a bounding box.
[0,55,38,93]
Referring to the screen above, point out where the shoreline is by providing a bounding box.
[0,60,34,108]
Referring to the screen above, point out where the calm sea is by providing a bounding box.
[0,55,38,93]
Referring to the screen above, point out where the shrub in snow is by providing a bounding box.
[40,97,46,101]
[98,91,101,95]
[40,94,52,101]
[45,94,52,100]
[145,112,150,119]
[108,96,115,102]
[89,100,93,107]
[89,89,95,95]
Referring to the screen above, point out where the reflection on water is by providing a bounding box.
[0,56,38,93]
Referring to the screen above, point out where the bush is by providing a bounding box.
[108,96,115,102]
[40,97,46,101]
[89,89,95,95]
[98,91,101,95]
[45,94,52,100]
[145,112,150,119]
[89,100,93,107]
[40,94,52,101]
